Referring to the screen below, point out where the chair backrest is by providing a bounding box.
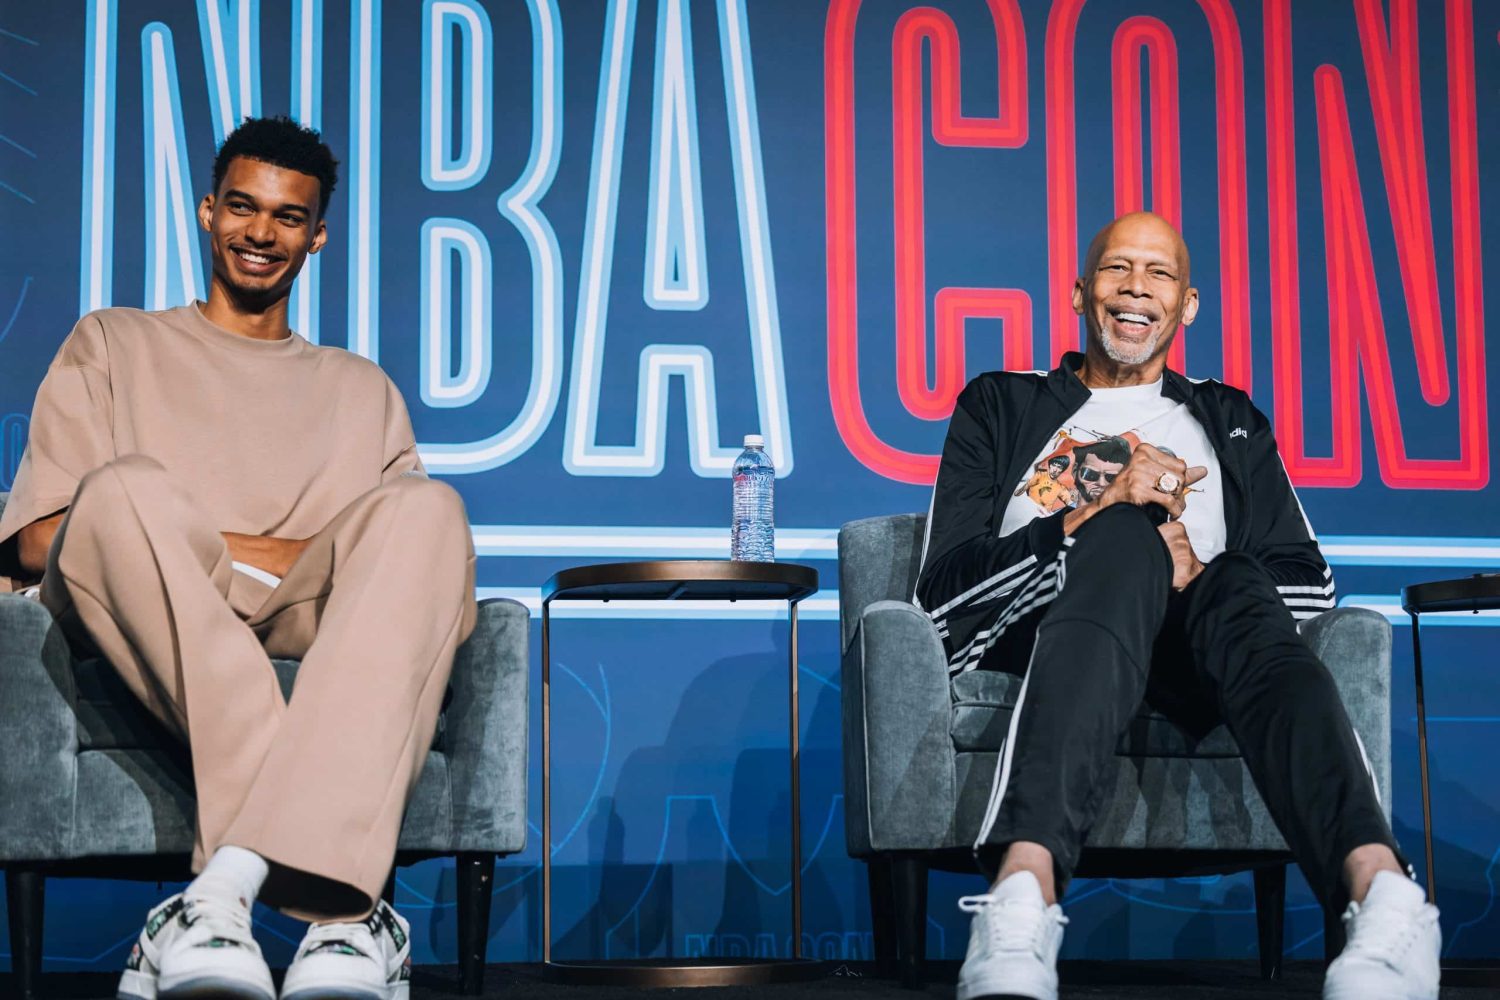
[836,512,927,652]
[0,492,8,518]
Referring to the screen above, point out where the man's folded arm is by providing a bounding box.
[15,512,65,579]
[221,532,310,580]
[0,316,115,588]
[13,512,307,583]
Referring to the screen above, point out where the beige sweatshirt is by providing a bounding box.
[0,303,423,591]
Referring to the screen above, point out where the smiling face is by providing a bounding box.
[1072,213,1198,373]
[198,156,326,310]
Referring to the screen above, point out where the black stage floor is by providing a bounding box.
[8,961,1498,999]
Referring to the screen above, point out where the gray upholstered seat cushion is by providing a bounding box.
[67,747,463,857]
[950,670,1241,758]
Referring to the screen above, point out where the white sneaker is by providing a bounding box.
[280,899,412,1000]
[117,892,275,1000]
[955,871,1068,1000]
[1324,871,1441,1000]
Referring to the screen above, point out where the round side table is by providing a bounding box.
[1401,573,1500,988]
[539,560,821,986]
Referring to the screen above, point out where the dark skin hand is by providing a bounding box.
[1155,520,1205,591]
[15,512,63,579]
[1059,442,1209,590]
[219,532,309,579]
[16,512,306,581]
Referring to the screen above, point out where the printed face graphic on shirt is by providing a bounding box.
[1015,431,1140,514]
[1075,452,1122,501]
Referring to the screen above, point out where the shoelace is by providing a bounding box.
[180,896,256,946]
[958,893,1069,955]
[300,920,377,961]
[1341,899,1433,963]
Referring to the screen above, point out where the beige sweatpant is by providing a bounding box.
[41,454,477,921]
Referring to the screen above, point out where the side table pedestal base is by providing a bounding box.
[543,957,825,987]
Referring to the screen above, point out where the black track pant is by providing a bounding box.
[973,504,1402,909]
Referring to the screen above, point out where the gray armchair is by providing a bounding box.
[839,513,1393,986]
[0,492,529,1000]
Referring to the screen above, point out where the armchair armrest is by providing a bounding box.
[443,597,530,854]
[0,594,81,860]
[1298,607,1394,817]
[842,600,955,855]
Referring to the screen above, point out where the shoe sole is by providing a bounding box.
[158,978,274,1000]
[282,985,404,1000]
[958,980,1055,1000]
[118,969,155,1000]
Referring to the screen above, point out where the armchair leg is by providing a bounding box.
[5,867,44,1000]
[866,858,897,979]
[455,853,494,995]
[891,856,927,990]
[1252,865,1286,980]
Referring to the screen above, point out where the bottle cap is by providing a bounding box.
[743,434,765,448]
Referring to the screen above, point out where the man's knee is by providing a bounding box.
[1070,503,1172,584]
[380,474,464,514]
[69,455,172,525]
[1077,503,1164,544]
[371,476,470,547]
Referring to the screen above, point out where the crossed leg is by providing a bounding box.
[43,454,475,920]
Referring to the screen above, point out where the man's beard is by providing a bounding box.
[1096,325,1163,366]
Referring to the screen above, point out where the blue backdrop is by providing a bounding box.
[1,0,1497,971]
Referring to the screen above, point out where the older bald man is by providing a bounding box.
[917,213,1439,1000]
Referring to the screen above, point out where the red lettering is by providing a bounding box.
[1046,0,1252,389]
[1110,16,1185,374]
[827,0,1028,484]
[824,0,1487,489]
[893,3,1028,421]
[1265,0,1487,488]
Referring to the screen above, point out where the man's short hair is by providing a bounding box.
[1046,455,1070,472]
[212,116,340,218]
[1073,436,1132,467]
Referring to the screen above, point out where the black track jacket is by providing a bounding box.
[915,353,1336,668]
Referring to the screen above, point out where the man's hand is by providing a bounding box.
[1062,443,1208,535]
[1101,443,1208,517]
[1157,520,1205,590]
[222,532,309,580]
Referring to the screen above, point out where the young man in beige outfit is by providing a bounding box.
[0,117,475,1000]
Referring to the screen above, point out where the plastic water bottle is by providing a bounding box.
[731,434,775,562]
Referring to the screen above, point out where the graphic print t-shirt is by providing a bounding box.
[998,379,1228,563]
